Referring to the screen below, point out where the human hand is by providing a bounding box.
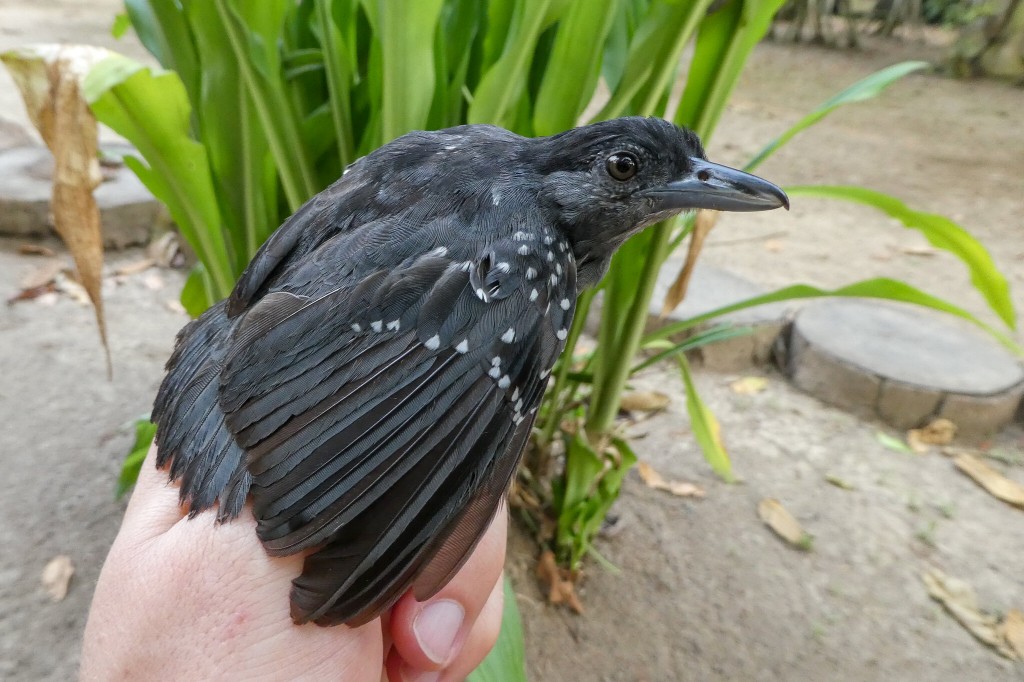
[81,445,506,681]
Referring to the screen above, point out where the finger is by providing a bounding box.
[119,443,187,541]
[436,575,504,682]
[389,504,507,671]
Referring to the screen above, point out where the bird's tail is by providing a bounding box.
[152,302,251,520]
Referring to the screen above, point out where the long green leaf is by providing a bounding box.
[314,0,356,167]
[787,185,1016,329]
[466,577,528,682]
[116,418,156,498]
[84,55,235,298]
[645,278,1022,355]
[124,0,200,105]
[745,61,929,172]
[532,0,620,135]
[678,354,734,481]
[378,0,444,142]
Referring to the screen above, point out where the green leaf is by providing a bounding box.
[745,61,929,172]
[645,278,1022,355]
[377,0,445,142]
[466,577,528,682]
[875,430,913,453]
[787,185,1015,329]
[677,354,734,481]
[180,264,214,317]
[314,0,356,167]
[111,13,131,39]
[117,418,156,499]
[124,0,201,105]
[84,55,235,299]
[532,0,620,135]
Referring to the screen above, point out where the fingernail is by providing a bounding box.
[400,664,441,682]
[413,599,464,665]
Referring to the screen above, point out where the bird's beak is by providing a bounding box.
[645,158,790,212]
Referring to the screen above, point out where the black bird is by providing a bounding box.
[152,117,788,626]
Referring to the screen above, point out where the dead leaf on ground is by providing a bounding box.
[113,258,155,276]
[19,259,66,290]
[758,498,812,550]
[619,391,670,413]
[148,231,186,268]
[824,474,855,490]
[954,453,1024,509]
[637,461,705,498]
[3,45,114,375]
[18,243,57,257]
[41,555,74,601]
[999,610,1024,659]
[7,282,58,304]
[908,418,957,453]
[922,568,1019,660]
[730,376,768,395]
[661,208,719,317]
[536,550,584,614]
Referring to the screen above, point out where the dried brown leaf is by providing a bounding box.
[908,418,957,452]
[619,391,670,413]
[18,243,57,257]
[922,568,1018,660]
[536,550,584,614]
[730,376,768,395]
[3,45,113,375]
[758,498,812,550]
[999,610,1024,660]
[954,454,1024,509]
[19,259,65,290]
[7,283,58,304]
[41,555,74,601]
[661,209,719,317]
[637,461,705,498]
[113,258,155,276]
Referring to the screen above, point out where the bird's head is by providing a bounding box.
[532,117,788,275]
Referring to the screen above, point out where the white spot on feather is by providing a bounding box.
[501,328,515,343]
[424,335,440,350]
[351,323,362,333]
[556,328,568,340]
[543,235,554,245]
[430,246,448,258]
[513,231,528,241]
[518,245,530,256]
[496,262,511,273]
[550,273,558,285]
[460,261,473,272]
[492,356,502,367]
[492,188,502,206]
[560,298,571,310]
[488,366,501,379]
[371,320,383,333]
[386,320,401,331]
[511,387,520,402]
[526,267,537,280]
[540,369,551,379]
[498,375,511,389]
[475,288,488,301]
[456,339,469,354]
[546,251,554,262]
[529,288,539,302]
[556,263,563,275]
[515,398,523,411]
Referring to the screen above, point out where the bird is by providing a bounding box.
[151,116,788,627]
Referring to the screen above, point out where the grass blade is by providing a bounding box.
[745,61,929,172]
[466,577,527,682]
[378,0,445,142]
[788,185,1016,329]
[678,354,734,481]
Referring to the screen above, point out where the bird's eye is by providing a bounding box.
[605,152,639,181]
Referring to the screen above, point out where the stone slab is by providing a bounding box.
[788,298,1024,437]
[0,145,160,248]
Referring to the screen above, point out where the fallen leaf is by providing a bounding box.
[637,461,705,498]
[619,391,670,413]
[999,610,1024,659]
[875,430,913,454]
[147,231,185,268]
[3,45,114,375]
[758,498,812,550]
[730,376,768,395]
[908,418,957,452]
[56,273,91,305]
[7,283,58,304]
[824,474,855,490]
[954,453,1024,509]
[18,243,57,257]
[20,259,65,290]
[661,209,719,316]
[922,568,1018,660]
[113,258,155,276]
[41,555,74,601]
[536,550,584,614]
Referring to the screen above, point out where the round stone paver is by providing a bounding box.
[788,298,1024,437]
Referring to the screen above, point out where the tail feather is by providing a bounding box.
[152,302,249,519]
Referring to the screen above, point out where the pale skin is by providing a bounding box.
[81,446,506,682]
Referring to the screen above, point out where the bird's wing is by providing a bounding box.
[217,225,576,624]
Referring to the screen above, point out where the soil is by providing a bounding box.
[1,3,1023,680]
